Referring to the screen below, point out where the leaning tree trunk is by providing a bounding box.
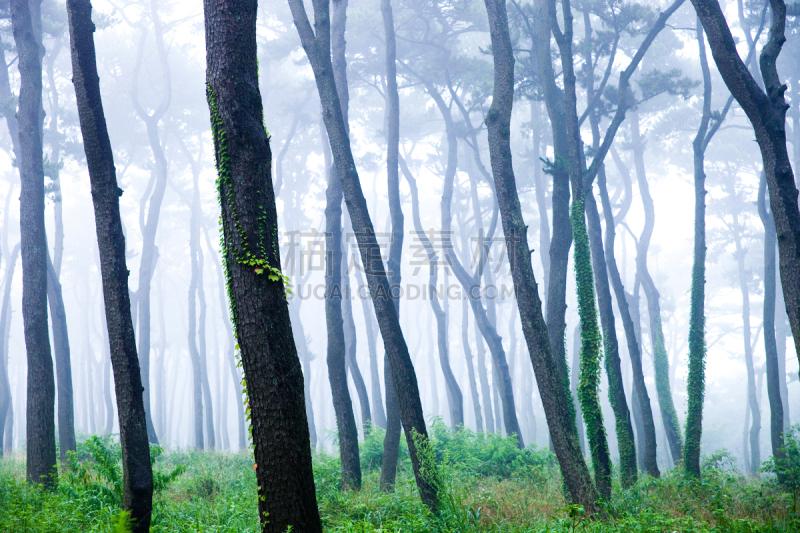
[692,0,800,370]
[630,109,683,464]
[204,0,322,528]
[597,171,660,478]
[288,0,437,511]
[758,172,785,464]
[342,256,372,434]
[67,0,153,526]
[13,0,57,488]
[555,0,612,497]
[482,0,598,512]
[0,244,20,455]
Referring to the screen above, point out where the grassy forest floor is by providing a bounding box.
[0,421,796,532]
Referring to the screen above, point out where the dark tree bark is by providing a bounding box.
[46,251,75,460]
[630,109,684,464]
[204,0,322,527]
[481,0,598,512]
[0,244,20,455]
[204,227,246,450]
[580,12,636,488]
[691,0,800,370]
[67,0,153,526]
[13,0,57,488]
[288,0,437,511]
[597,170,660,478]
[570,326,587,455]
[758,172,785,463]
[324,0,361,489]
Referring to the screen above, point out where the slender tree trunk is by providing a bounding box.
[462,297,483,431]
[204,0,322,526]
[685,18,712,478]
[197,231,215,449]
[204,227,246,450]
[67,0,154,525]
[759,172,785,463]
[354,268,386,428]
[13,0,57,487]
[570,327,586,455]
[597,169,660,478]
[187,193,205,450]
[482,0,598,511]
[0,244,20,455]
[555,0,612,496]
[288,0,437,510]
[631,110,683,463]
[343,258,371,434]
[692,0,800,369]
[728,183,761,474]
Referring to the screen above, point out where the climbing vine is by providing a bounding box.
[685,223,707,477]
[570,192,612,497]
[207,84,289,458]
[602,327,637,488]
[652,312,683,459]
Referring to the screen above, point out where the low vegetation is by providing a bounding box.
[0,421,797,532]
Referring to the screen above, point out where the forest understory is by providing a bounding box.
[0,422,797,532]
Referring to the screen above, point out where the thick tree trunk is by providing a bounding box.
[13,0,57,488]
[0,244,20,455]
[67,0,153,526]
[692,0,800,370]
[597,171,659,478]
[631,110,683,463]
[204,228,246,450]
[482,0,598,512]
[204,0,322,527]
[759,173,785,463]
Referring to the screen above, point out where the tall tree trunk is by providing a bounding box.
[13,0,57,487]
[187,190,205,450]
[67,0,154,525]
[597,170,660,478]
[289,0,437,510]
[343,255,371,434]
[728,182,760,474]
[131,0,172,445]
[380,0,402,460]
[555,0,612,497]
[0,244,20,455]
[631,109,683,463]
[692,0,800,369]
[759,172,785,463]
[482,0,598,512]
[204,227,246,450]
[204,0,322,527]
[685,18,712,478]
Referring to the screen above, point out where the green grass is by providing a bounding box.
[0,421,796,532]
